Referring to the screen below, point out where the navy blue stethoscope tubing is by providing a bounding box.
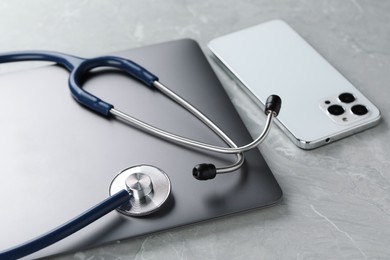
[0,51,158,116]
[0,189,130,260]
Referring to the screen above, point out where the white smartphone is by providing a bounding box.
[208,20,381,149]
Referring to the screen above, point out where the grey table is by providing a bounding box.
[0,1,389,259]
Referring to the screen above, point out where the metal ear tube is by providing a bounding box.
[192,95,282,180]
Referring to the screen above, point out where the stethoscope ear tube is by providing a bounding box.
[0,190,131,260]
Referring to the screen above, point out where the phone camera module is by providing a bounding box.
[328,104,345,116]
[339,92,355,103]
[351,104,368,116]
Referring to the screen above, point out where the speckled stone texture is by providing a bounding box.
[0,1,389,259]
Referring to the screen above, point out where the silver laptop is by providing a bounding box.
[0,39,282,258]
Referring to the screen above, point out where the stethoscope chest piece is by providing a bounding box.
[109,165,171,216]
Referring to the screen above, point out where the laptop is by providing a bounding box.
[0,39,282,258]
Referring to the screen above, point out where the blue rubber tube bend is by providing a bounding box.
[0,189,131,260]
[69,56,158,116]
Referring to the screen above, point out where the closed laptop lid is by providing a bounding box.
[0,39,282,258]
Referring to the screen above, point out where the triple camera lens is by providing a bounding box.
[327,92,368,116]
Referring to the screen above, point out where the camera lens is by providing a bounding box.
[339,92,355,103]
[351,104,368,116]
[327,105,345,116]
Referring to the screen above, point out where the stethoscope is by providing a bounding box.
[0,51,281,259]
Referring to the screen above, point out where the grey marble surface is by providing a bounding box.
[1,0,389,259]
